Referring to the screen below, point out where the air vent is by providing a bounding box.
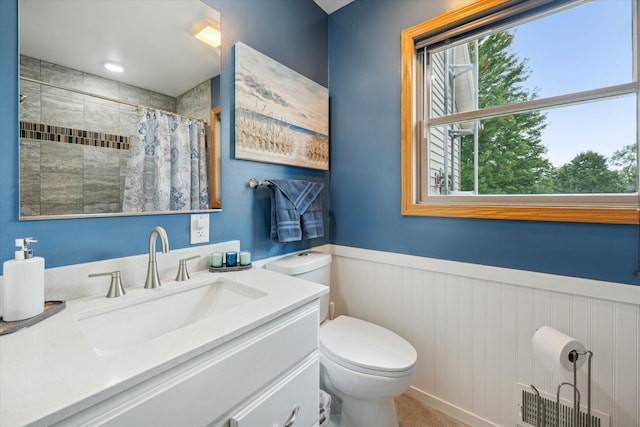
[515,383,609,427]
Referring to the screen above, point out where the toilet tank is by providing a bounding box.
[266,252,331,321]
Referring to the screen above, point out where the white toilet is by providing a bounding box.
[267,252,417,427]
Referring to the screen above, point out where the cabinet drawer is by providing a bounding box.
[230,355,319,427]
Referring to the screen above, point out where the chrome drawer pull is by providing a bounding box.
[283,405,300,427]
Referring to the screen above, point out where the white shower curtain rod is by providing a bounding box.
[19,75,207,124]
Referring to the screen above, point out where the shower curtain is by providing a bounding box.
[123,107,209,212]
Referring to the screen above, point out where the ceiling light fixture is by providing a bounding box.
[104,62,124,73]
[193,20,221,48]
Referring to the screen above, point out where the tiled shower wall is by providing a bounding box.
[18,55,211,217]
[19,56,177,134]
[328,245,640,427]
[20,138,129,216]
[177,80,212,125]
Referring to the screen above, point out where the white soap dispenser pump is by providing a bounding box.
[2,238,45,321]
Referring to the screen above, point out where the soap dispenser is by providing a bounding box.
[2,238,45,321]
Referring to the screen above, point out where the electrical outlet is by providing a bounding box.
[190,214,209,244]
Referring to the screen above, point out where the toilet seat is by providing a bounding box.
[320,316,417,378]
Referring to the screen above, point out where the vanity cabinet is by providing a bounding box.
[54,303,320,427]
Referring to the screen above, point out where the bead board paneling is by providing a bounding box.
[328,245,640,427]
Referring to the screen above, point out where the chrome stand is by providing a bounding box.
[555,350,593,427]
[529,348,594,427]
[531,385,546,427]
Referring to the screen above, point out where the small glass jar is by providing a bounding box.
[210,252,223,268]
[239,251,251,266]
[225,251,238,266]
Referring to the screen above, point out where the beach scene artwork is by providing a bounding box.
[234,42,329,170]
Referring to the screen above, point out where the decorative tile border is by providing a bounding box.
[19,121,129,150]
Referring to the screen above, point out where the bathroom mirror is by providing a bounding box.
[19,0,222,218]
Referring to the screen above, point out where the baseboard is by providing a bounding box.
[405,386,500,427]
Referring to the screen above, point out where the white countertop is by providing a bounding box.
[0,267,327,427]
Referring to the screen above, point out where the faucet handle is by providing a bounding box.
[175,255,201,281]
[89,271,126,298]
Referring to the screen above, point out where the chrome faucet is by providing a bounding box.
[144,226,170,289]
[88,271,126,298]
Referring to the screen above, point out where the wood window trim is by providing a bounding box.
[400,0,639,224]
[210,106,222,209]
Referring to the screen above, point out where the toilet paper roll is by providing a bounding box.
[532,326,586,380]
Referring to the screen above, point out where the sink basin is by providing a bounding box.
[76,277,266,355]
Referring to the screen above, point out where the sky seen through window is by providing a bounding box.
[509,0,634,168]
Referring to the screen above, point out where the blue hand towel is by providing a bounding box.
[268,179,325,243]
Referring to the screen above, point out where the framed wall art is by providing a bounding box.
[234,42,329,170]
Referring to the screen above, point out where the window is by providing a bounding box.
[401,0,639,223]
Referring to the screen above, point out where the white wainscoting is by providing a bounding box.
[325,245,640,427]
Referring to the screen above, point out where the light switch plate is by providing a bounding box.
[190,214,209,244]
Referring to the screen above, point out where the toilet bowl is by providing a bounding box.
[267,252,418,427]
[319,315,416,427]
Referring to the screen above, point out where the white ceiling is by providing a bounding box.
[20,0,221,98]
[19,0,352,99]
[313,0,354,14]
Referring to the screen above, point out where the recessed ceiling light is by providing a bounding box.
[104,62,124,73]
[193,20,221,48]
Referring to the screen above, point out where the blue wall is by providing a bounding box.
[327,0,640,285]
[2,0,637,286]
[0,0,328,273]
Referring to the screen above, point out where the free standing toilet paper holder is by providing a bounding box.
[530,349,593,427]
[530,385,546,427]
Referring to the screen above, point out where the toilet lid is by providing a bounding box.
[320,316,417,373]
